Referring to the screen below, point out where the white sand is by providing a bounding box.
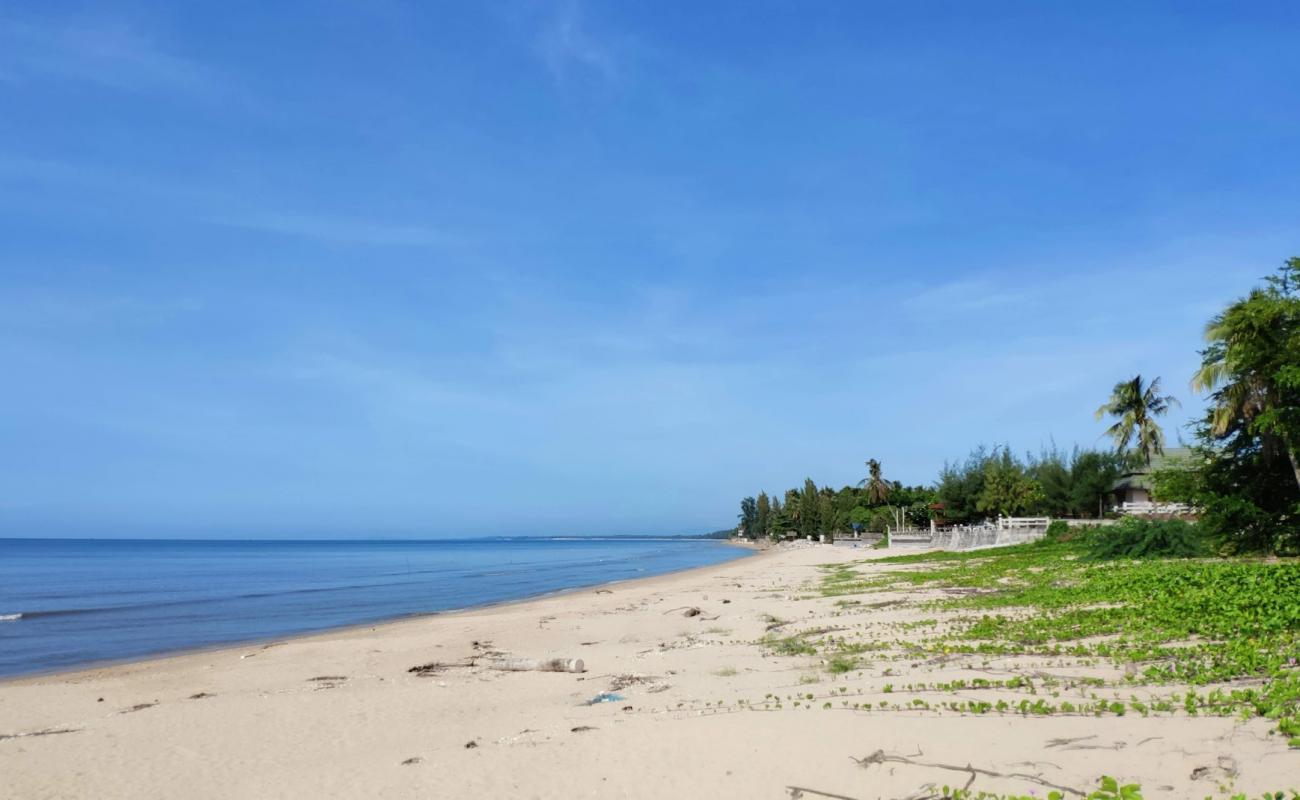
[1,544,1295,799]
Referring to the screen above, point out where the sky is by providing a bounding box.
[1,2,1298,538]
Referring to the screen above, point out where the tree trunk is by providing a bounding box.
[1289,446,1300,494]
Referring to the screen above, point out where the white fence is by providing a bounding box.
[880,517,1052,551]
[998,516,1050,530]
[1118,501,1193,515]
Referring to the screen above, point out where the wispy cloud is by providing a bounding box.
[903,278,1035,312]
[0,17,215,94]
[206,212,462,249]
[535,0,618,85]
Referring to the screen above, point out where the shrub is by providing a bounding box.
[1086,517,1207,560]
[1045,520,1070,541]
[827,655,858,674]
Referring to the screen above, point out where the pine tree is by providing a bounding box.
[738,497,758,538]
[800,478,820,538]
[770,497,785,538]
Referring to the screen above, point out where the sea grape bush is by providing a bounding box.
[1085,517,1207,560]
[817,539,1300,746]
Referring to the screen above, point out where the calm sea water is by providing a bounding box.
[0,538,748,678]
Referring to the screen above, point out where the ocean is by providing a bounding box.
[0,537,748,678]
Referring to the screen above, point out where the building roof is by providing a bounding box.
[1111,447,1196,493]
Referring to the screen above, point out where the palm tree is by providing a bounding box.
[1192,313,1273,437]
[1094,375,1180,466]
[1191,265,1300,490]
[859,459,891,505]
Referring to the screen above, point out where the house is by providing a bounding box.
[1111,447,1195,512]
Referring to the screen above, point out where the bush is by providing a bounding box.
[1045,520,1070,541]
[1086,517,1207,560]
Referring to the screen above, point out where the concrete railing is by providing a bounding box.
[1118,501,1193,515]
[998,516,1051,529]
[885,519,1051,551]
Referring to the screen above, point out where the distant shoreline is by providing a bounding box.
[0,538,757,683]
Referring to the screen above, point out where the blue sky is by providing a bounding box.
[2,2,1298,537]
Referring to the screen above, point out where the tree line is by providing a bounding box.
[737,445,1128,540]
[737,257,1300,553]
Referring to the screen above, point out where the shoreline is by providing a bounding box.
[5,541,1292,799]
[0,539,764,687]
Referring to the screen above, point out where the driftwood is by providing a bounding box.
[661,606,719,620]
[487,657,585,674]
[787,786,861,800]
[851,749,1084,797]
[0,727,81,742]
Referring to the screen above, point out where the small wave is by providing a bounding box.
[0,613,21,622]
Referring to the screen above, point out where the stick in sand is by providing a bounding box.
[487,657,585,673]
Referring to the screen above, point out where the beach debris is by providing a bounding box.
[401,757,423,765]
[308,676,348,689]
[582,692,625,705]
[786,786,861,800]
[408,661,449,676]
[661,605,719,620]
[488,657,585,674]
[570,726,597,733]
[1045,735,1125,751]
[607,673,657,691]
[120,702,157,714]
[188,692,215,700]
[0,727,82,742]
[240,642,285,659]
[763,615,791,632]
[464,740,478,749]
[594,589,613,594]
[851,749,1083,797]
[470,640,507,658]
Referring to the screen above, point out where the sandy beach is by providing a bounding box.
[1,543,1295,799]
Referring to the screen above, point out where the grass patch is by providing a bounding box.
[827,655,859,674]
[835,538,1300,746]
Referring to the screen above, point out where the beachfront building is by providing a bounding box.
[1111,447,1195,514]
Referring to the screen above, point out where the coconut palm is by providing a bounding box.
[859,459,891,505]
[1191,261,1300,489]
[1095,375,1180,466]
[1193,309,1275,437]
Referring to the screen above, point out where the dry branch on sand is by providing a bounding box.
[851,748,1084,797]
